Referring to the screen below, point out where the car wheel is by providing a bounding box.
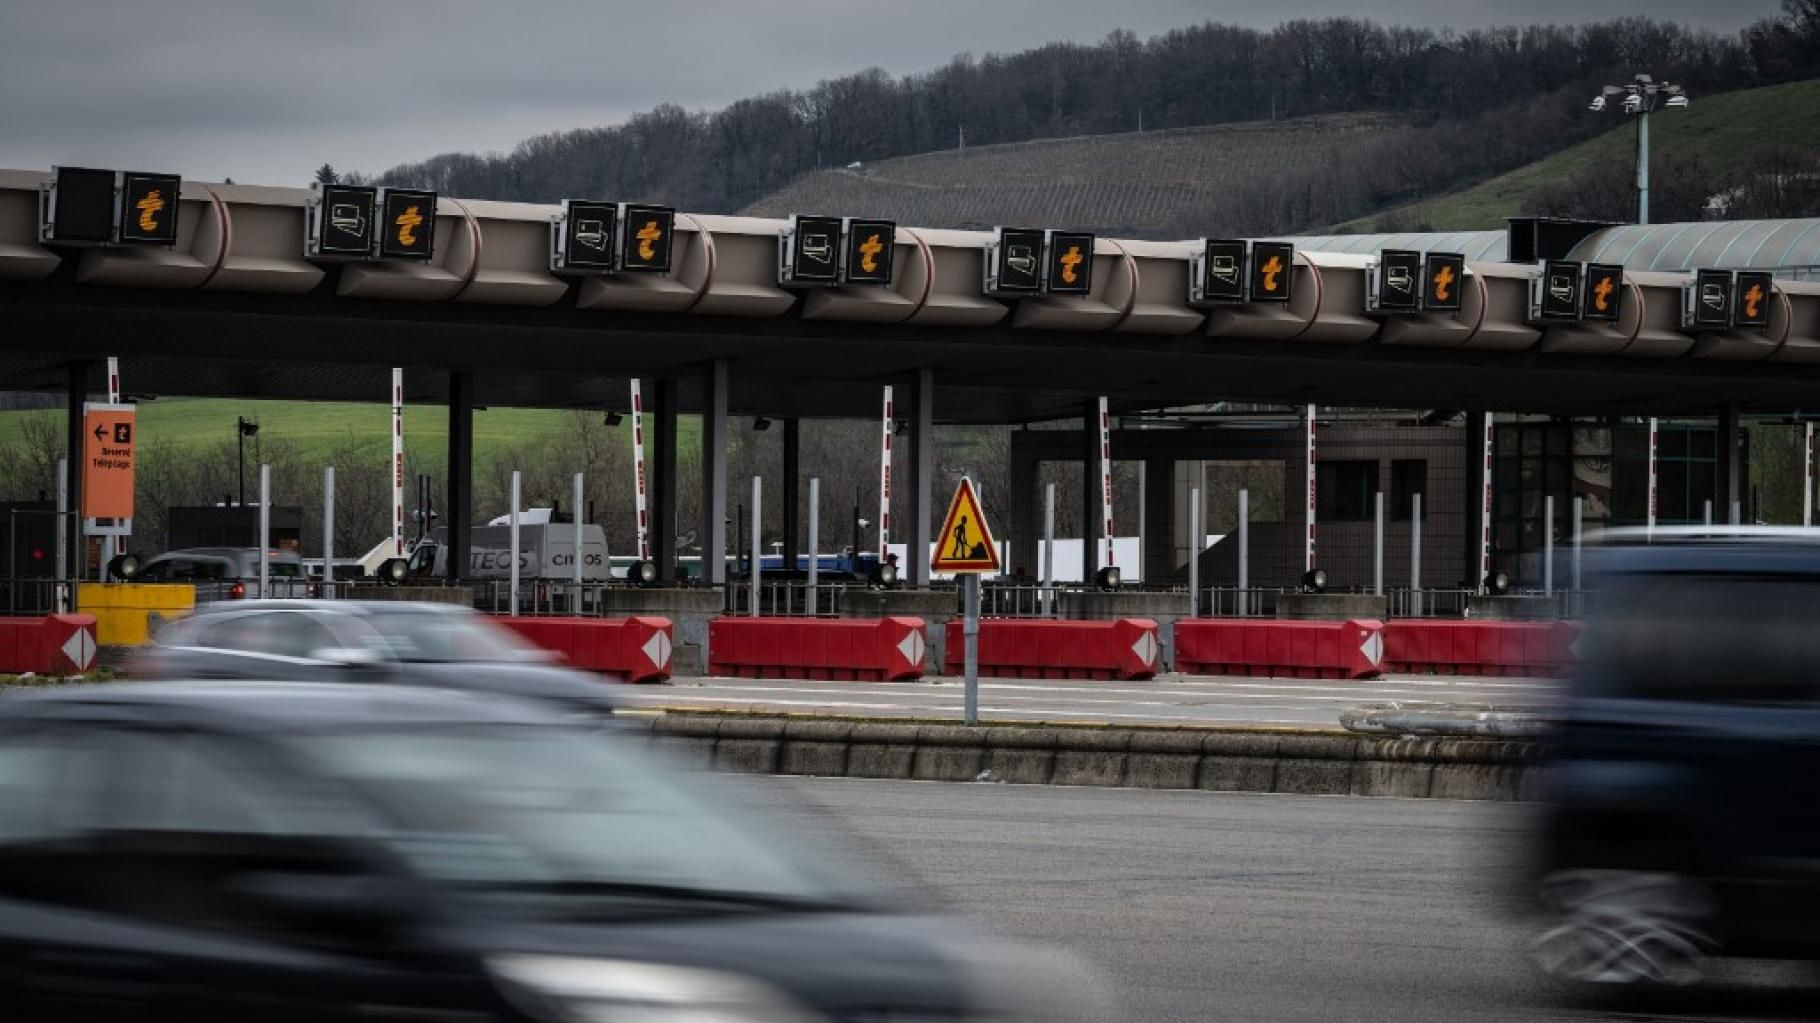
[1531,869,1715,988]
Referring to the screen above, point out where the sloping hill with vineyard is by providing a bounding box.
[740,113,1406,238]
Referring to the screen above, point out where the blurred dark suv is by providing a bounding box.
[1529,527,1820,989]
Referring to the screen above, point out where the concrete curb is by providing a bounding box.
[631,711,1544,801]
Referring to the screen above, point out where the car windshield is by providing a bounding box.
[292,724,850,906]
[355,610,546,663]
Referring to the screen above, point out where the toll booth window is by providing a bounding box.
[1390,460,1427,520]
[1316,461,1378,522]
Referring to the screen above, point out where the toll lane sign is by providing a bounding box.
[1534,260,1583,321]
[1249,241,1294,303]
[1582,263,1624,323]
[118,172,181,246]
[378,188,437,260]
[844,218,896,285]
[1192,238,1248,304]
[1372,249,1422,312]
[1423,252,1465,314]
[82,404,136,519]
[620,203,675,273]
[932,477,1000,573]
[1734,271,1774,330]
[1688,268,1734,329]
[1045,231,1094,296]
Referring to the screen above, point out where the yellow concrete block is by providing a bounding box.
[77,583,196,646]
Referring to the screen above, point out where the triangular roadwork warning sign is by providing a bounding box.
[932,477,1000,573]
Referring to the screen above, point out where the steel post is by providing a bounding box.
[258,464,270,598]
[509,471,521,617]
[1188,487,1201,617]
[807,478,820,616]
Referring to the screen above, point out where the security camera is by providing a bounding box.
[1588,96,1607,112]
[1665,95,1689,109]
[1622,94,1643,114]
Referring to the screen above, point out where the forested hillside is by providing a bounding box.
[357,12,1820,235]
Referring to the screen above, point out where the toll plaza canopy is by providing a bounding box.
[5,167,1820,422]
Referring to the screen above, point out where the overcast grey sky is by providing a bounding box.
[0,0,1782,186]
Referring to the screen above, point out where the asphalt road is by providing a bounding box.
[728,777,1818,1023]
[620,673,1562,727]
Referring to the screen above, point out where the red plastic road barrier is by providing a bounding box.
[1174,618,1384,679]
[944,618,1161,681]
[0,614,100,675]
[710,617,927,681]
[492,616,673,683]
[1382,619,1579,678]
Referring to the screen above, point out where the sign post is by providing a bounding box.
[1479,414,1494,592]
[1304,404,1317,575]
[391,368,405,559]
[1805,422,1814,529]
[1646,417,1659,539]
[933,478,1000,726]
[81,401,137,574]
[631,378,651,561]
[879,387,894,564]
[1097,396,1114,573]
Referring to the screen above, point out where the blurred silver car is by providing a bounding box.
[134,546,309,600]
[133,600,619,721]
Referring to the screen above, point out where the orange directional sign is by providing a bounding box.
[1734,271,1774,330]
[1582,263,1624,323]
[378,188,436,260]
[932,477,1000,574]
[844,218,896,285]
[1423,252,1465,314]
[1045,231,1094,296]
[620,203,675,273]
[118,172,181,245]
[81,404,136,519]
[1249,241,1294,304]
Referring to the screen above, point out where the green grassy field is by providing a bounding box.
[0,397,697,467]
[1340,79,1820,232]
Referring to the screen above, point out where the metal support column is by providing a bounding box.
[908,369,934,586]
[65,362,87,579]
[1410,493,1423,615]
[323,466,335,588]
[446,371,473,583]
[1718,404,1742,525]
[700,361,730,586]
[1187,488,1201,617]
[806,478,820,616]
[1372,490,1384,597]
[1081,402,1099,583]
[1042,483,1056,615]
[652,379,679,582]
[782,418,800,577]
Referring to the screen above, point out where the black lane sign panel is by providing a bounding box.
[379,189,436,260]
[1045,231,1094,295]
[1197,239,1248,303]
[1582,263,1624,323]
[1734,271,1774,330]
[1249,241,1294,303]
[118,172,181,245]
[992,228,1045,293]
[1375,249,1422,312]
[1423,252,1464,314]
[844,218,895,285]
[314,184,378,257]
[1537,260,1582,320]
[560,200,618,271]
[1691,268,1734,329]
[47,166,117,243]
[620,204,674,273]
[789,215,843,284]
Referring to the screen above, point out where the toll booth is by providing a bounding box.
[166,505,303,553]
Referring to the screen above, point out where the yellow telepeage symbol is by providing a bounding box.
[1593,274,1615,312]
[395,205,423,247]
[1059,245,1084,285]
[1259,254,1284,292]
[858,233,883,274]
[1744,282,1764,320]
[1432,264,1455,304]
[135,190,165,233]
[636,219,662,261]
